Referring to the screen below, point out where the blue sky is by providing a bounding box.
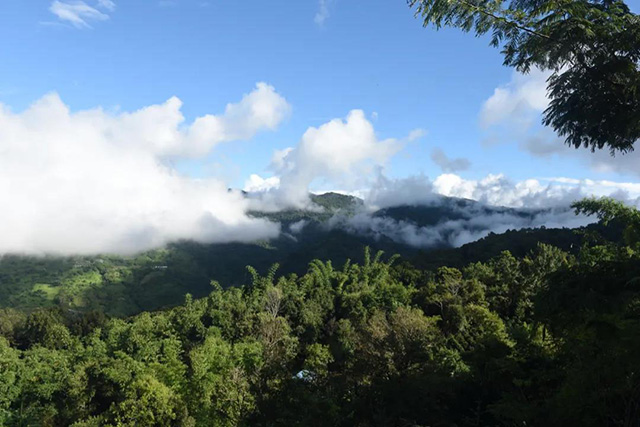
[1,0,640,254]
[6,0,638,188]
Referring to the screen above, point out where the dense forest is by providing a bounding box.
[1,0,639,425]
[0,192,595,317]
[0,198,639,426]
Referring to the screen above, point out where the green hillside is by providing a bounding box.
[0,222,637,426]
[0,194,619,317]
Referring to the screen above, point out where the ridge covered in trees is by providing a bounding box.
[0,198,638,426]
[0,192,616,317]
[1,0,638,425]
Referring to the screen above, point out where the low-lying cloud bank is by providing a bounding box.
[0,84,288,255]
[2,88,638,255]
[328,205,589,249]
[364,172,640,210]
[251,170,640,250]
[318,172,637,249]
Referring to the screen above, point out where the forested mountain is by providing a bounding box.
[1,0,638,424]
[0,193,603,317]
[0,206,638,426]
[2,196,637,426]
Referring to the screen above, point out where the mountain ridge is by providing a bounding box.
[0,193,612,317]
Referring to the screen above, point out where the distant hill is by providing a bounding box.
[376,196,539,225]
[248,192,363,225]
[0,193,614,316]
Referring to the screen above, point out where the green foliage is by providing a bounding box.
[409,0,640,153]
[573,196,640,245]
[0,202,639,425]
[248,192,362,225]
[0,196,622,319]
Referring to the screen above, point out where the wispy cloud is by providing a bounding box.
[314,0,331,26]
[49,0,115,29]
[430,148,471,173]
[407,128,427,141]
[480,69,640,178]
[97,0,116,11]
[332,172,640,248]
[329,206,591,249]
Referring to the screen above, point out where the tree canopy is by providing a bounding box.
[1,217,639,426]
[409,0,640,153]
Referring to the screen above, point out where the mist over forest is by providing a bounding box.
[1,0,640,426]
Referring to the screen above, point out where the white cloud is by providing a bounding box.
[540,177,640,200]
[366,173,436,209]
[185,82,291,156]
[430,148,471,173]
[244,174,280,193]
[5,77,634,256]
[0,85,289,255]
[330,207,591,249]
[433,173,640,208]
[97,0,115,11]
[480,68,549,129]
[49,1,113,28]
[433,173,583,208]
[269,147,295,172]
[481,69,640,177]
[300,168,640,250]
[575,146,640,178]
[479,69,565,156]
[263,110,402,207]
[242,94,640,215]
[314,0,331,26]
[326,171,640,249]
[74,82,288,159]
[407,128,427,141]
[363,172,640,211]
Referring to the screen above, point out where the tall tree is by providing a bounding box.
[409,0,640,153]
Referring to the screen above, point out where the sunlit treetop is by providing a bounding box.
[409,0,640,154]
[573,196,640,245]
